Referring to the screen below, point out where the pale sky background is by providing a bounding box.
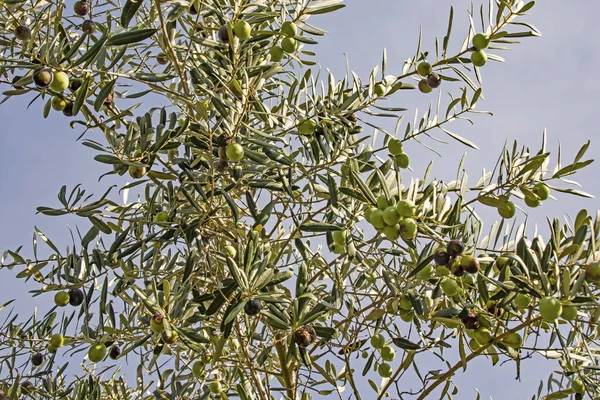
[1,1,599,399]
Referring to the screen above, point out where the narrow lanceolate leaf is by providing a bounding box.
[133,73,177,82]
[94,79,117,111]
[299,222,343,232]
[94,154,121,164]
[106,29,158,46]
[226,256,249,290]
[69,76,90,116]
[440,127,479,149]
[305,0,345,15]
[60,34,87,63]
[392,337,421,350]
[72,36,107,67]
[121,0,145,28]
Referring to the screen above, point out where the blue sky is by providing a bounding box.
[1,1,598,398]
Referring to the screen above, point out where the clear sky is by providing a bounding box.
[1,1,598,399]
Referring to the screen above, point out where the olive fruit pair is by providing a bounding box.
[276,23,299,53]
[218,20,252,42]
[470,33,490,66]
[53,288,84,307]
[418,72,441,93]
[387,138,410,168]
[523,183,549,208]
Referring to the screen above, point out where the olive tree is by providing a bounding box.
[0,0,599,399]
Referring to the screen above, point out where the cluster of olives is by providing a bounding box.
[369,333,396,378]
[497,182,550,219]
[433,240,480,278]
[523,182,550,208]
[47,287,118,362]
[0,380,36,398]
[149,314,179,344]
[387,137,410,169]
[386,295,415,322]
[276,21,299,55]
[29,67,91,117]
[537,296,579,323]
[217,17,298,60]
[416,62,442,93]
[73,0,96,34]
[471,33,490,67]
[364,196,418,242]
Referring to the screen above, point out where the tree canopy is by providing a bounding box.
[0,0,599,399]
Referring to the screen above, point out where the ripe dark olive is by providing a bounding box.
[31,352,44,366]
[82,20,96,34]
[68,288,85,306]
[446,240,464,257]
[218,25,229,42]
[461,312,480,330]
[244,299,262,316]
[426,72,441,89]
[73,0,89,16]
[294,325,317,347]
[62,102,74,117]
[461,255,480,274]
[434,250,451,266]
[109,345,121,360]
[33,66,54,89]
[70,78,83,92]
[12,76,25,89]
[15,25,31,41]
[157,53,168,65]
